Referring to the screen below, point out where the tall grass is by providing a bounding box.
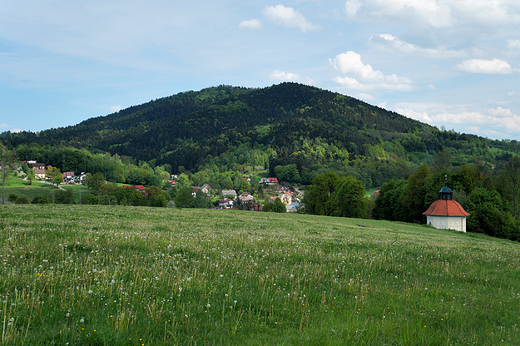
[1,205,519,345]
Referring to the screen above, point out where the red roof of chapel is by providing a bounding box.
[422,200,470,217]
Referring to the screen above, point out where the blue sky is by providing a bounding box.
[1,0,520,140]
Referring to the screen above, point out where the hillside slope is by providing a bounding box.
[3,83,519,188]
[16,83,433,164]
[2,205,519,345]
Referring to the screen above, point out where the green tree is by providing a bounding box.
[271,197,286,213]
[303,172,348,216]
[177,173,190,187]
[32,196,48,204]
[55,189,75,204]
[465,187,517,239]
[194,190,212,208]
[150,194,167,207]
[8,193,17,203]
[26,169,35,185]
[15,196,30,204]
[373,180,408,221]
[336,176,367,218]
[45,167,63,185]
[401,164,430,222]
[88,172,106,195]
[504,155,520,218]
[175,186,195,208]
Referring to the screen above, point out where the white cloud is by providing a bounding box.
[330,51,416,92]
[395,102,520,138]
[0,123,8,128]
[263,5,320,32]
[377,101,387,109]
[268,70,314,84]
[507,91,516,97]
[368,34,467,58]
[367,0,454,28]
[351,0,520,29]
[507,39,520,50]
[428,84,437,90]
[454,58,516,74]
[239,19,262,30]
[356,93,375,101]
[345,0,362,20]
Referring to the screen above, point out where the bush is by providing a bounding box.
[32,196,48,204]
[8,194,17,203]
[272,198,286,213]
[15,196,30,204]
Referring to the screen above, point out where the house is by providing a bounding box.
[171,174,178,180]
[192,186,201,197]
[62,172,75,183]
[267,177,279,185]
[201,183,212,195]
[124,185,146,193]
[286,202,301,213]
[238,192,254,203]
[423,180,470,232]
[219,198,234,209]
[259,177,278,185]
[30,162,45,171]
[221,189,237,199]
[34,169,46,179]
[279,193,292,205]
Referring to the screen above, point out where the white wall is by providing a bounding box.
[426,216,467,232]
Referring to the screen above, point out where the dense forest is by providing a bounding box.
[3,83,519,189]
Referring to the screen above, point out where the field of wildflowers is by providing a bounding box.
[1,205,519,345]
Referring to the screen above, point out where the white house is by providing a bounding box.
[219,198,234,209]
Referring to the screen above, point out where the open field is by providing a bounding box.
[1,205,519,345]
[1,173,85,204]
[0,174,56,202]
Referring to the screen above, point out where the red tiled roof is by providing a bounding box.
[423,200,470,217]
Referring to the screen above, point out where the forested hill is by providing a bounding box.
[4,83,519,187]
[8,83,430,160]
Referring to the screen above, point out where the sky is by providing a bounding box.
[1,0,520,140]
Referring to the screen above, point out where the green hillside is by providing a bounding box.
[1,205,519,345]
[4,83,520,189]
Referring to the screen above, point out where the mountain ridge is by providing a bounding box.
[3,82,518,188]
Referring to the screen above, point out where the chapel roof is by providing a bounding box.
[422,199,470,217]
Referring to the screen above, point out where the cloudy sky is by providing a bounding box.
[1,0,520,140]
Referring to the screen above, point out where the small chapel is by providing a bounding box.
[422,178,470,232]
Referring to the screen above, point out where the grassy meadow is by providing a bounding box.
[1,205,519,345]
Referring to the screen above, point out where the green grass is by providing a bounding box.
[1,205,519,345]
[365,187,379,196]
[0,174,57,202]
[1,174,86,203]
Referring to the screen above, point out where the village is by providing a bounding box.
[18,160,303,212]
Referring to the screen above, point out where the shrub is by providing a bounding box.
[15,196,30,204]
[32,196,48,204]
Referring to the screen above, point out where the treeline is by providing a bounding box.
[302,151,520,242]
[373,159,520,241]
